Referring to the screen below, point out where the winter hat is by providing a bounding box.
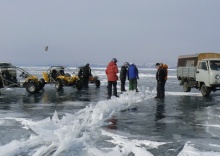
[124,62,129,66]
[111,58,118,62]
[130,62,134,65]
[155,63,160,66]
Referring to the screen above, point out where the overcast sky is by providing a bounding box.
[1,0,220,66]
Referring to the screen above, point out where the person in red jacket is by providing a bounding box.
[106,58,119,99]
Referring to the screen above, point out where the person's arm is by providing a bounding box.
[159,69,165,82]
[105,67,108,75]
[136,67,139,79]
[127,67,129,80]
[114,65,119,73]
[89,67,92,76]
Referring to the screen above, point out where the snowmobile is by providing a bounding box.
[0,64,44,94]
[41,66,83,91]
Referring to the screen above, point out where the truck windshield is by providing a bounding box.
[210,61,220,70]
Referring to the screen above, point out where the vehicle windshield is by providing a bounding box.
[0,63,12,67]
[209,61,220,70]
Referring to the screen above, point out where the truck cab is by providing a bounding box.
[196,59,220,85]
[195,59,220,96]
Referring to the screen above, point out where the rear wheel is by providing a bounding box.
[201,84,211,97]
[26,82,37,94]
[75,80,83,90]
[183,81,191,92]
[55,79,63,91]
[95,79,100,88]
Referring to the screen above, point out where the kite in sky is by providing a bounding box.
[45,46,48,52]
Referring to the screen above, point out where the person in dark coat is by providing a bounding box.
[135,64,139,92]
[106,58,119,99]
[120,62,129,92]
[155,63,166,99]
[82,63,91,88]
[127,62,139,92]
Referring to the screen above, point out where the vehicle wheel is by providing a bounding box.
[26,82,37,94]
[183,81,191,92]
[201,84,211,97]
[75,80,83,90]
[55,79,63,91]
[96,80,100,88]
[39,78,45,87]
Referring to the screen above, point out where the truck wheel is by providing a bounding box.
[75,80,83,90]
[96,80,100,88]
[55,79,63,91]
[26,82,37,94]
[201,84,211,97]
[183,81,191,92]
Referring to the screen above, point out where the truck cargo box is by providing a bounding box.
[177,66,196,79]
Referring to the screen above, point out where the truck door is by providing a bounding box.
[196,61,210,86]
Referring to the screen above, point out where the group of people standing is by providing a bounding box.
[105,58,167,99]
[105,58,139,99]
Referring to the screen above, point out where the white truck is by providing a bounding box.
[177,52,220,97]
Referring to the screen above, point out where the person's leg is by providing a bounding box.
[133,79,137,92]
[158,82,163,98]
[136,79,139,92]
[160,81,165,98]
[133,79,137,91]
[155,81,160,98]
[121,79,125,91]
[131,79,135,91]
[85,76,89,88]
[129,80,132,91]
[113,81,118,97]
[82,77,86,87]
[108,81,113,98]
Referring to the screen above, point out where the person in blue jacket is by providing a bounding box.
[127,62,139,92]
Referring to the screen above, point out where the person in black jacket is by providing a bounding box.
[120,62,129,92]
[155,63,166,99]
[82,63,91,88]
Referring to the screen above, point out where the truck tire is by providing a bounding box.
[26,82,37,94]
[183,81,191,92]
[55,79,63,91]
[201,84,211,97]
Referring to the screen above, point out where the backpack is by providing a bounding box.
[163,64,168,81]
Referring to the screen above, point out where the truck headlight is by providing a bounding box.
[215,75,220,79]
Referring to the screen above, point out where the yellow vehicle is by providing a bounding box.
[0,64,44,94]
[41,66,83,91]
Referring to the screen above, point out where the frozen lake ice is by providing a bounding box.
[0,67,220,156]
